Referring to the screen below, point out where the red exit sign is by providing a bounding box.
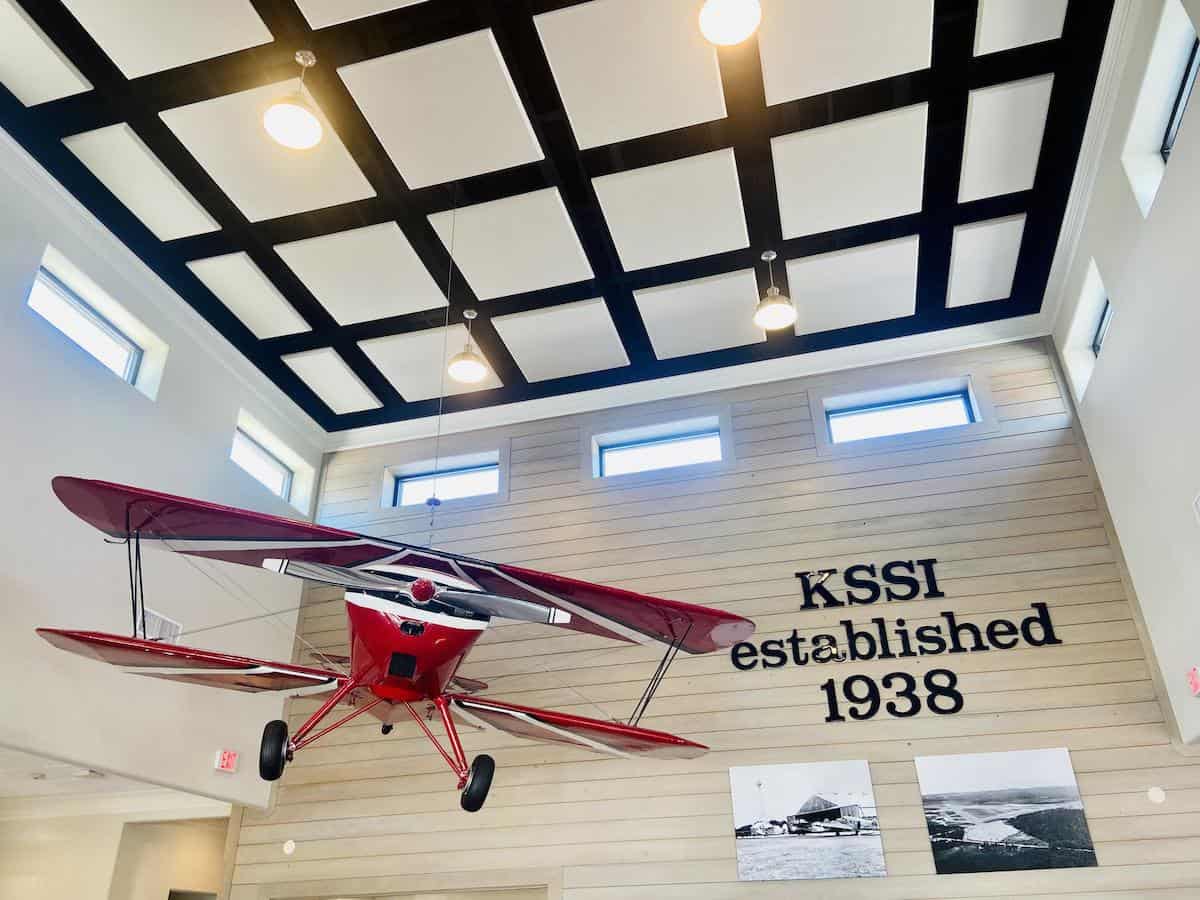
[214,749,239,773]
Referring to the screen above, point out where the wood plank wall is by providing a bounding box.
[228,339,1200,900]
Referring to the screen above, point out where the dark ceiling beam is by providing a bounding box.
[327,296,1038,430]
[247,0,528,405]
[714,32,790,349]
[480,0,656,368]
[27,1,484,138]
[0,0,1114,430]
[1007,2,1114,317]
[911,0,977,327]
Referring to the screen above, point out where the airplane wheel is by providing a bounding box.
[460,754,495,812]
[381,723,393,735]
[259,720,289,781]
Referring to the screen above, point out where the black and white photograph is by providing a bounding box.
[729,760,885,882]
[915,747,1098,874]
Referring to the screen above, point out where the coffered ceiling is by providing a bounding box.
[0,0,1113,431]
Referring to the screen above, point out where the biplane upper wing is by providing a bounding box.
[52,476,754,654]
[450,694,707,759]
[37,628,344,695]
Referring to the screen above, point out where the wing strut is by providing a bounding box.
[116,523,148,640]
[628,623,690,727]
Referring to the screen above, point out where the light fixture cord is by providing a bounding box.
[427,185,458,548]
[767,254,776,290]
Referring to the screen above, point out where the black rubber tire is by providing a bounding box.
[381,723,393,735]
[259,720,289,781]
[460,754,495,812]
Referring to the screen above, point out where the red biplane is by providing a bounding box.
[38,477,755,811]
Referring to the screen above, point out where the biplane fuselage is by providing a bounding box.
[344,592,485,706]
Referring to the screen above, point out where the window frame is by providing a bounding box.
[596,428,723,478]
[30,266,144,384]
[393,462,502,508]
[1091,299,1115,358]
[1161,37,1200,162]
[231,426,295,502]
[826,390,976,445]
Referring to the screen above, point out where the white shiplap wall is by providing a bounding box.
[228,339,1200,900]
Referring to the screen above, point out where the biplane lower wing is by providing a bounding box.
[37,628,343,695]
[52,477,754,654]
[450,694,707,759]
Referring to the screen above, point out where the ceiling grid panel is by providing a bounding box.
[0,0,1115,430]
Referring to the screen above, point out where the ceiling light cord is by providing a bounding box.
[427,186,459,548]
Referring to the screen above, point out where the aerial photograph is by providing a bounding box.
[914,747,1098,874]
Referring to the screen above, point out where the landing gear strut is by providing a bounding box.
[257,678,383,782]
[404,695,494,812]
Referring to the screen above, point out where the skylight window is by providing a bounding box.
[828,392,975,444]
[27,267,143,383]
[395,465,500,507]
[231,428,294,500]
[598,430,722,477]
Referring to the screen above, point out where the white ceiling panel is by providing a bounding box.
[61,0,271,79]
[160,82,375,222]
[593,149,748,271]
[0,0,91,106]
[535,0,727,149]
[275,223,445,325]
[634,269,764,360]
[360,325,503,400]
[772,103,928,239]
[283,347,381,414]
[339,30,543,189]
[975,0,1068,55]
[63,123,218,241]
[787,236,920,334]
[492,298,629,382]
[296,0,426,30]
[428,188,592,300]
[758,0,933,105]
[947,214,1026,307]
[187,252,309,339]
[959,74,1054,202]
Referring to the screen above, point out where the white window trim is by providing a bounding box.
[233,410,316,513]
[581,405,736,486]
[1060,258,1111,403]
[379,443,510,512]
[1120,0,1198,218]
[37,245,170,400]
[806,357,1000,458]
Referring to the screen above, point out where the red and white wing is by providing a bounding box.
[37,628,344,695]
[450,694,706,759]
[52,476,754,654]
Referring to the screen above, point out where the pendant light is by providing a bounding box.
[753,250,798,330]
[263,50,324,150]
[447,309,489,384]
[699,0,762,47]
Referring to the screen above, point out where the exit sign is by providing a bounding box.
[214,749,239,773]
[1189,668,1200,697]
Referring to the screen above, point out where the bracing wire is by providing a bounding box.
[427,183,459,549]
[122,501,350,678]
